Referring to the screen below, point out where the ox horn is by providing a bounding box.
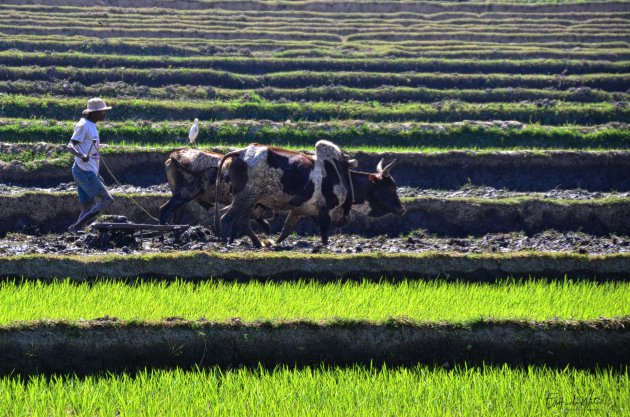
[348,158,358,169]
[376,158,385,173]
[381,159,397,177]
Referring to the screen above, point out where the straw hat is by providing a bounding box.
[82,98,112,115]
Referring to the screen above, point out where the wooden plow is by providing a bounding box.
[90,217,190,239]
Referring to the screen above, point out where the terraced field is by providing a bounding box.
[0,0,629,415]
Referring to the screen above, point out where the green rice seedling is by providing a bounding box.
[0,279,627,325]
[0,365,626,416]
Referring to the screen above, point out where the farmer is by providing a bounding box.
[66,98,114,234]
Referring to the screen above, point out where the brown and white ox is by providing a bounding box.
[161,147,406,247]
[158,148,273,232]
[215,140,358,247]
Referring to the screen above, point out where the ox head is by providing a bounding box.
[362,159,405,217]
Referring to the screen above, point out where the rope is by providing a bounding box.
[100,154,160,223]
[348,167,355,204]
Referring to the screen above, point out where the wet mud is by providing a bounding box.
[3,183,629,201]
[1,229,627,257]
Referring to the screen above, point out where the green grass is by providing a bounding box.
[0,279,627,325]
[0,36,627,59]
[4,22,627,46]
[3,80,624,103]
[6,14,628,36]
[1,118,629,149]
[276,46,630,60]
[346,31,628,44]
[0,149,66,164]
[2,50,628,75]
[0,365,626,416]
[1,94,629,127]
[401,195,630,205]
[3,65,629,91]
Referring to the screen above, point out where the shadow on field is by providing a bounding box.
[0,319,628,377]
[2,149,630,191]
[2,193,630,237]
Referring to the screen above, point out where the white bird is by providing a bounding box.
[188,118,199,144]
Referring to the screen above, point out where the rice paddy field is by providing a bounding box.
[1,0,629,415]
[2,279,629,322]
[0,367,627,416]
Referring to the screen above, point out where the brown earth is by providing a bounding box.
[1,251,629,281]
[0,318,627,376]
[2,191,630,236]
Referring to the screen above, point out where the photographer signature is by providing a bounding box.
[545,391,607,410]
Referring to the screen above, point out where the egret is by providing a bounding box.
[188,118,199,144]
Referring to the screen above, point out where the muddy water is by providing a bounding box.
[2,183,629,200]
[1,228,627,256]
[0,183,171,195]
[397,186,630,200]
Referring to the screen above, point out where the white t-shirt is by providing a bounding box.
[71,118,100,173]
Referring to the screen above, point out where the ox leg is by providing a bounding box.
[256,219,271,236]
[274,212,302,246]
[318,210,332,246]
[220,206,240,243]
[237,215,263,248]
[220,198,259,246]
[159,195,192,225]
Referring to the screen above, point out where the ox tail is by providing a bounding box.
[214,149,241,233]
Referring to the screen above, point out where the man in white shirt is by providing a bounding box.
[66,98,114,235]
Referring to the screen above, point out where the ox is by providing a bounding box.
[158,148,273,232]
[347,159,405,218]
[215,140,357,248]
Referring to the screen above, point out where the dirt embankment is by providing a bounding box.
[2,146,630,191]
[354,150,630,192]
[0,147,169,187]
[342,198,630,237]
[2,192,629,237]
[0,318,627,376]
[1,252,629,282]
